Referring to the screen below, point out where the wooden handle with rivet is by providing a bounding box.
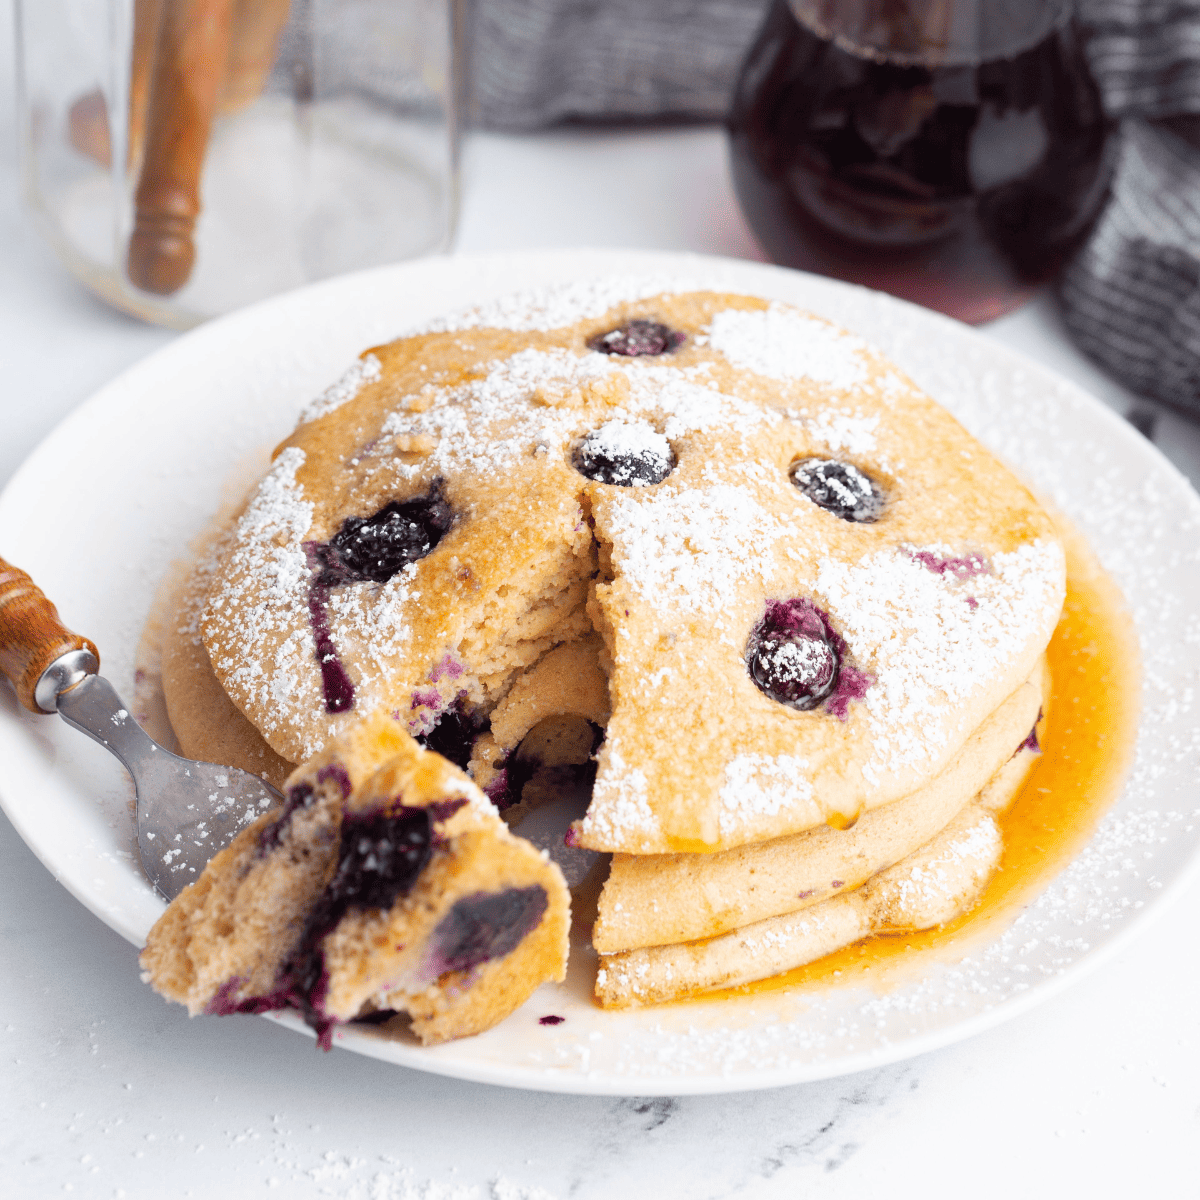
[126,0,236,295]
[0,556,100,714]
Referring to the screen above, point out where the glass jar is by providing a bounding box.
[16,0,461,328]
[727,0,1113,324]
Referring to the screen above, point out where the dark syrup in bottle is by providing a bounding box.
[727,0,1113,323]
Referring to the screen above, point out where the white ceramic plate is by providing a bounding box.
[2,250,1199,1096]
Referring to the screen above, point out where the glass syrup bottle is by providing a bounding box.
[727,0,1113,324]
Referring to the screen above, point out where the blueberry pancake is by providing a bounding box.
[181,283,1064,860]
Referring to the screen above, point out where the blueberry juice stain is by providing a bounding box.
[304,484,453,713]
[727,0,1112,323]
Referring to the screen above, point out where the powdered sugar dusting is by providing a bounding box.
[815,539,1065,782]
[298,354,382,425]
[419,274,708,334]
[603,484,784,623]
[708,305,869,390]
[789,407,879,456]
[869,812,1002,926]
[582,745,661,844]
[719,754,815,839]
[203,448,319,740]
[201,445,427,760]
[380,348,771,485]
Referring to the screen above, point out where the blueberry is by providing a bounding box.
[208,802,445,1048]
[417,703,483,771]
[304,483,453,713]
[587,319,685,357]
[573,421,674,487]
[322,806,434,913]
[747,598,841,711]
[790,458,884,523]
[328,483,453,585]
[426,887,549,975]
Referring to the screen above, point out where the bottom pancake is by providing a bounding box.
[161,535,294,791]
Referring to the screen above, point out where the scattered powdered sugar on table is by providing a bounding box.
[171,1113,563,1200]
[603,483,784,624]
[719,753,814,840]
[707,304,870,390]
[815,539,1065,783]
[297,354,382,425]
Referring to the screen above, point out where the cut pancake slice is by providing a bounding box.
[594,738,1039,1009]
[140,713,570,1045]
[593,658,1047,953]
[199,431,599,766]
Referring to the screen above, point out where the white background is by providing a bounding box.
[2,7,1199,1198]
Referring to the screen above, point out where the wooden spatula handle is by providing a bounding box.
[0,556,99,714]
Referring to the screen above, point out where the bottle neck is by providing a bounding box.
[786,0,1074,66]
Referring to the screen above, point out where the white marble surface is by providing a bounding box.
[3,9,1200,1198]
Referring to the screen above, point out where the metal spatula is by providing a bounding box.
[0,555,281,901]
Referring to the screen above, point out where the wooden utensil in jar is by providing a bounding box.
[126,0,291,296]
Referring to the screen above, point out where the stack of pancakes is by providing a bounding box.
[160,282,1064,1016]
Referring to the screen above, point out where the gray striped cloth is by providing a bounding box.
[1061,5,1200,418]
[465,0,1200,417]
[466,0,769,129]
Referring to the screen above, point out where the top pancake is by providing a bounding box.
[198,282,1065,854]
